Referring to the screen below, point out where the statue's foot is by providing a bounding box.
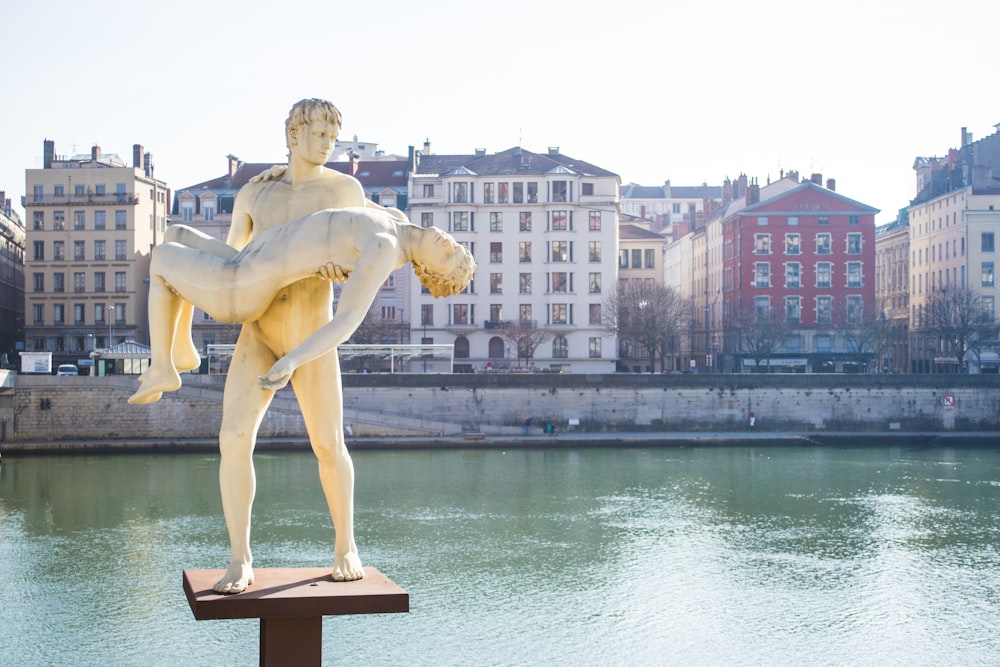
[332,549,364,582]
[128,368,181,404]
[213,562,254,594]
[173,341,202,373]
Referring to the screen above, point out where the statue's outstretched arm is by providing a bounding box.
[258,234,399,391]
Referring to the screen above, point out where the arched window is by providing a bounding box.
[454,336,470,358]
[552,335,568,358]
[488,336,505,359]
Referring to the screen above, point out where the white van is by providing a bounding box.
[56,364,78,376]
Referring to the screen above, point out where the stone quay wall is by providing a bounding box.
[3,373,999,443]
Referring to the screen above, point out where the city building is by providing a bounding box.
[409,145,620,372]
[171,153,413,355]
[23,141,168,370]
[619,180,721,234]
[907,125,1000,373]
[0,191,25,365]
[874,212,910,372]
[668,172,879,372]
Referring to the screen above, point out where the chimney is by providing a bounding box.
[91,145,101,162]
[826,178,836,191]
[43,139,55,169]
[747,179,760,205]
[663,179,671,197]
[640,205,646,219]
[548,147,560,155]
[423,138,431,155]
[722,178,732,205]
[475,148,486,157]
[787,169,799,182]
[133,144,144,168]
[961,127,972,147]
[810,173,823,185]
[736,173,748,199]
[143,152,153,177]
[227,154,241,178]
[349,153,359,176]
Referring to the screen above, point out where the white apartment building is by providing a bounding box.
[23,141,168,368]
[409,146,620,372]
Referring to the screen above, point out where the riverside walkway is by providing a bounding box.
[2,430,998,455]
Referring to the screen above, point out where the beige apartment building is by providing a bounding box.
[23,141,168,368]
[874,217,910,372]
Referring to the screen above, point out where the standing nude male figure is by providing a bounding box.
[204,99,366,593]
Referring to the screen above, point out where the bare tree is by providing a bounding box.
[733,302,790,372]
[347,303,398,344]
[838,303,891,372]
[925,286,993,372]
[498,320,554,367]
[604,281,694,372]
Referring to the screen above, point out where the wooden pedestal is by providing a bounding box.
[183,567,409,666]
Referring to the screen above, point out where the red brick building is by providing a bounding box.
[711,174,879,372]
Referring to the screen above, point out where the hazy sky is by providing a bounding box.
[2,0,996,225]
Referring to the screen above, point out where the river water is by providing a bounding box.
[1,445,999,666]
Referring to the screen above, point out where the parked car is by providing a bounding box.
[56,364,78,376]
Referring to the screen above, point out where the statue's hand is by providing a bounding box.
[258,358,294,391]
[317,262,350,283]
[249,165,288,183]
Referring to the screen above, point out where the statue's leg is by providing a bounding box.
[290,350,364,581]
[128,275,183,404]
[213,326,277,594]
[163,225,239,373]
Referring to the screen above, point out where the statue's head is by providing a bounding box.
[285,99,342,151]
[412,226,477,298]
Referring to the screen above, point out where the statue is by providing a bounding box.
[129,99,475,594]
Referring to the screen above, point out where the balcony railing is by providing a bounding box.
[23,193,140,207]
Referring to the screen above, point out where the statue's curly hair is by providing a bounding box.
[285,99,342,149]
[411,228,477,298]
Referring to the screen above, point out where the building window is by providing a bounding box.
[589,303,601,325]
[95,304,106,323]
[551,272,568,293]
[983,261,995,287]
[33,273,44,292]
[785,233,800,255]
[788,216,799,226]
[53,273,65,293]
[757,216,768,226]
[582,183,594,196]
[754,296,770,317]
[519,241,532,263]
[818,216,829,225]
[420,212,433,228]
[115,271,126,292]
[54,241,65,261]
[33,241,44,260]
[490,272,503,294]
[453,182,468,203]
[754,234,771,255]
[551,241,568,262]
[983,296,995,322]
[114,210,126,230]
[846,262,863,288]
[816,233,831,255]
[115,240,127,261]
[846,233,862,254]
[589,210,601,231]
[74,303,86,325]
[754,262,770,288]
[33,211,44,229]
[422,184,434,198]
[552,336,568,358]
[94,272,105,292]
[589,272,602,294]
[519,304,532,322]
[489,212,502,232]
[54,184,64,197]
[847,295,863,324]
[74,272,85,292]
[420,304,433,326]
[452,211,469,232]
[33,304,44,324]
[452,303,469,325]
[93,210,107,230]
[94,240,105,261]
[490,242,502,263]
[519,211,532,232]
[849,215,860,225]
[53,304,65,324]
[513,182,523,204]
[785,296,801,324]
[983,232,995,253]
[551,181,568,203]
[816,262,831,288]
[551,211,568,231]
[483,183,494,204]
[519,273,532,294]
[74,184,85,197]
[632,249,642,268]
[816,296,832,324]
[552,304,568,324]
[181,203,194,222]
[589,241,601,262]
[203,204,215,222]
[54,211,66,230]
[74,241,85,261]
[785,262,801,288]
[619,249,629,268]
[589,337,602,358]
[527,182,538,203]
[644,249,655,269]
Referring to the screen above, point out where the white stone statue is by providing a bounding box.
[129,99,475,594]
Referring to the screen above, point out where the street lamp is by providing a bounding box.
[107,305,114,348]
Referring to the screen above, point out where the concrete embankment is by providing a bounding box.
[2,372,999,450]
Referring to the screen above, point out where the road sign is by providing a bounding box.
[941,394,956,408]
